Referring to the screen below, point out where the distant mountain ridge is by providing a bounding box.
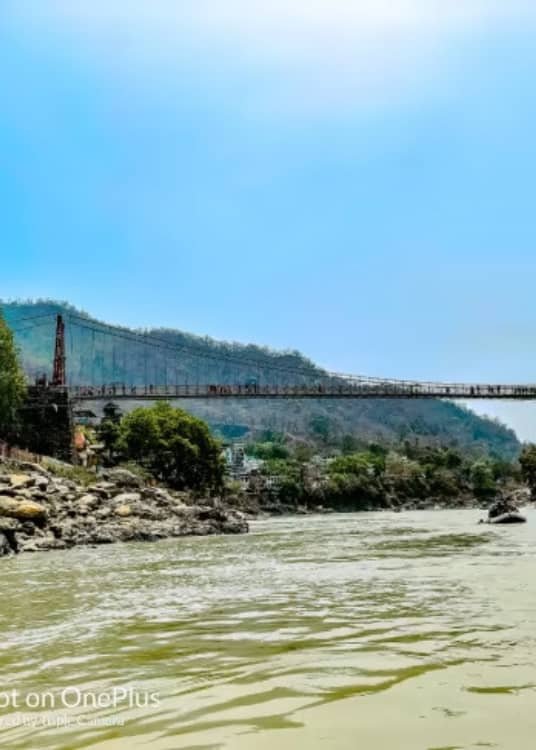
[2,299,521,459]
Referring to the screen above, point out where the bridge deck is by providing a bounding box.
[66,383,536,400]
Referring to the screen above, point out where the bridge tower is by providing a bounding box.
[52,314,66,387]
[21,313,73,461]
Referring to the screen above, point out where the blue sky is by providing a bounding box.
[2,2,536,437]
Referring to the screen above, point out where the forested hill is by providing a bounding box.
[2,300,521,459]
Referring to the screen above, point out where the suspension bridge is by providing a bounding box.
[8,310,536,402]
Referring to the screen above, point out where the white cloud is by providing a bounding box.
[8,1,536,115]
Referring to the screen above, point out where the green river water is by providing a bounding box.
[1,510,535,749]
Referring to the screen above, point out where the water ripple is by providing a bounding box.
[1,510,535,749]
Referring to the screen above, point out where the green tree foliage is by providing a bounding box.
[119,402,224,492]
[470,460,497,501]
[428,468,460,498]
[0,311,26,437]
[246,441,289,460]
[96,403,123,464]
[326,452,382,510]
[278,477,303,505]
[98,421,121,464]
[340,435,356,454]
[249,439,518,512]
[384,452,427,498]
[519,444,536,497]
[309,415,331,443]
[331,450,386,478]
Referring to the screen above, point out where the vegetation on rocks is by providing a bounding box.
[237,437,525,514]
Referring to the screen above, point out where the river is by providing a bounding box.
[1,510,535,749]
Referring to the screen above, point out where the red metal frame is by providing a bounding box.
[52,314,66,387]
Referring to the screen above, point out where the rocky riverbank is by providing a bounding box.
[230,486,532,517]
[0,460,248,556]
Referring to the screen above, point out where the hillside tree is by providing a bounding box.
[519,444,536,498]
[0,311,26,438]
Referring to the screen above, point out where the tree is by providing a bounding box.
[331,450,386,478]
[310,415,331,444]
[470,460,497,502]
[0,311,26,438]
[102,402,122,423]
[519,444,536,498]
[119,402,224,492]
[97,402,123,464]
[98,420,121,464]
[246,441,289,460]
[341,434,359,454]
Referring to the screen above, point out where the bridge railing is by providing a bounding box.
[66,381,536,400]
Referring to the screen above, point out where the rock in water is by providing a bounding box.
[0,533,12,556]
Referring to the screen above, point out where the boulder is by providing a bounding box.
[115,504,133,518]
[102,469,144,489]
[14,500,47,524]
[87,482,116,499]
[0,497,47,524]
[7,474,34,490]
[0,459,249,556]
[34,476,50,492]
[113,492,142,506]
[76,494,99,510]
[0,518,23,532]
[221,511,249,534]
[0,533,12,556]
[18,534,68,552]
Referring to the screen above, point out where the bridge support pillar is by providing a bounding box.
[17,386,74,462]
[52,314,66,387]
